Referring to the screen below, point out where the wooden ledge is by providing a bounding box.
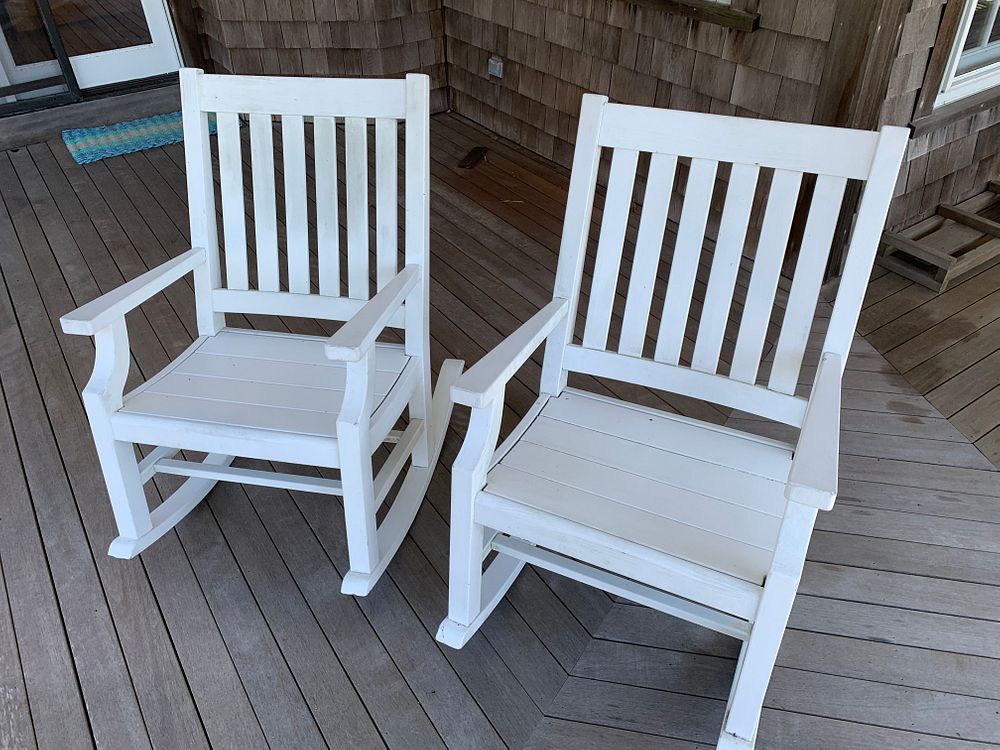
[623,0,760,32]
[910,87,1000,137]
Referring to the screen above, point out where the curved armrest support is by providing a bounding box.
[325,265,420,362]
[786,351,842,511]
[451,298,569,408]
[61,248,206,336]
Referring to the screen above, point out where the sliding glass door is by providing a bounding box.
[0,0,180,101]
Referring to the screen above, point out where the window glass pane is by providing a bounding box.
[958,0,1000,75]
[1,0,152,66]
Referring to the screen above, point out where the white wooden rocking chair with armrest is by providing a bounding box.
[436,94,907,748]
[60,69,462,596]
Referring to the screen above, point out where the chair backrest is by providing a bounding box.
[540,95,908,426]
[179,68,430,336]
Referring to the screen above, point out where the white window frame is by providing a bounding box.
[936,0,1000,107]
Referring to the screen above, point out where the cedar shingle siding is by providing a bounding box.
[188,0,999,234]
[443,0,833,168]
[884,0,1000,230]
[192,0,449,112]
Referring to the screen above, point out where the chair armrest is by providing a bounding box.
[451,298,569,409]
[325,264,421,362]
[785,351,842,511]
[61,248,206,336]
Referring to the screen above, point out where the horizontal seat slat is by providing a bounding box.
[541,389,793,478]
[519,417,787,511]
[172,353,400,390]
[137,371,397,415]
[480,388,797,585]
[197,328,408,368]
[118,330,408,440]
[498,443,783,549]
[484,465,774,584]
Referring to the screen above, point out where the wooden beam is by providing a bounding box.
[814,0,880,128]
[912,0,967,122]
[882,230,957,268]
[165,0,208,69]
[0,76,64,98]
[621,0,760,32]
[938,204,1000,239]
[911,85,1000,136]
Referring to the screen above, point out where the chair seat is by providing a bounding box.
[111,328,409,464]
[481,388,795,585]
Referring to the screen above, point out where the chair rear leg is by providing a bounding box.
[341,359,463,597]
[408,359,433,468]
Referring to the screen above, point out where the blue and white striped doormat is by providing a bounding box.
[62,111,219,165]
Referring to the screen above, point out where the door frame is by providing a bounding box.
[0,0,181,92]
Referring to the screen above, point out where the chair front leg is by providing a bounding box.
[337,351,380,578]
[720,501,818,748]
[82,319,154,551]
[437,396,504,647]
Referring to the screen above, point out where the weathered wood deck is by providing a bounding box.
[1,111,999,749]
[861,258,1000,468]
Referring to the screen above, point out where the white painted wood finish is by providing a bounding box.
[618,152,678,357]
[437,96,909,750]
[60,69,459,597]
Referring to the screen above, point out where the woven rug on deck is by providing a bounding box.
[62,111,219,165]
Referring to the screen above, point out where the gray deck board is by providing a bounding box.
[0,110,997,749]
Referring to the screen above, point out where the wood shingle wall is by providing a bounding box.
[883,0,1000,230]
[184,0,998,237]
[192,0,449,112]
[442,0,841,168]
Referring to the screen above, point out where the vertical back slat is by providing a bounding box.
[314,116,340,296]
[249,113,279,291]
[768,174,849,394]
[618,152,678,357]
[375,118,398,291]
[345,116,370,299]
[282,115,309,294]
[691,163,760,373]
[729,169,804,384]
[217,111,248,290]
[654,157,719,365]
[582,148,639,350]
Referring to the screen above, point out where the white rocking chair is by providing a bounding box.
[436,95,907,748]
[61,69,461,596]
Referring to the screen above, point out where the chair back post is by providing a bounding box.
[179,67,225,336]
[402,73,433,460]
[404,73,431,360]
[822,126,910,370]
[539,94,608,396]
